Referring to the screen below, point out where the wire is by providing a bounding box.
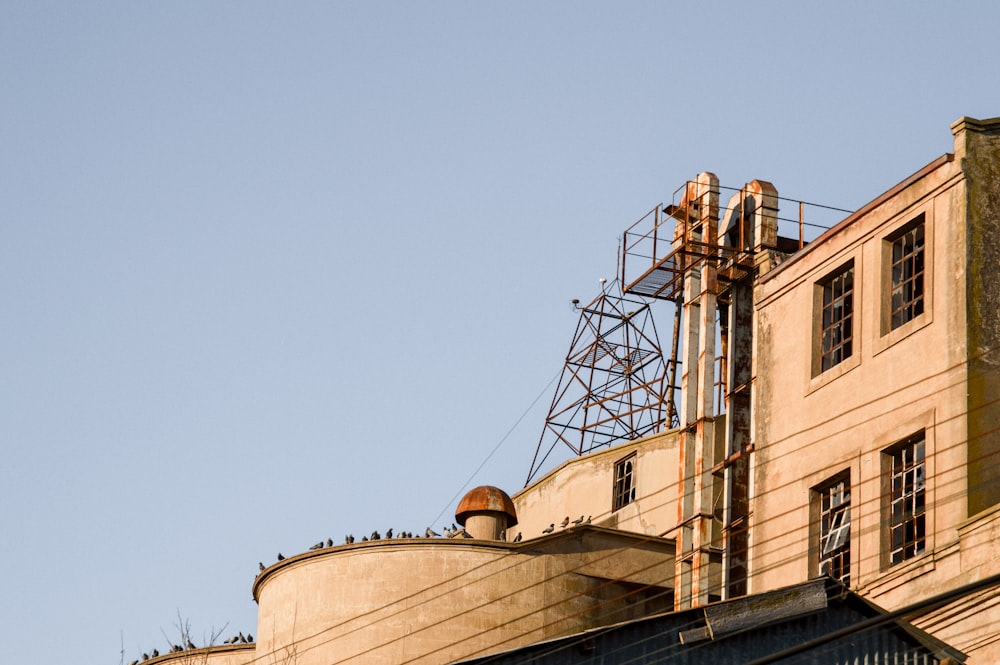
[214,340,1000,665]
[428,367,561,528]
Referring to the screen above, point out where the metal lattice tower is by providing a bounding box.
[526,279,672,485]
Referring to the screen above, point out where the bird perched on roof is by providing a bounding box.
[259,561,265,572]
[224,636,237,644]
[460,528,474,538]
[572,515,585,526]
[309,541,323,550]
[129,660,139,665]
[542,524,555,534]
[277,553,285,560]
[371,530,381,540]
[151,649,159,657]
[425,527,440,537]
[238,632,246,643]
[585,515,592,524]
[513,532,523,542]
[187,639,196,650]
[559,516,570,528]
[247,633,254,643]
[326,537,333,547]
[142,653,149,661]
[385,528,393,539]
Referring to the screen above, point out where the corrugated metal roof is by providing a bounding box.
[454,578,964,665]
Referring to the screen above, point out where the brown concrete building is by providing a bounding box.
[132,116,1000,665]
[750,116,1000,661]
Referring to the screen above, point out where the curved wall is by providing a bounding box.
[254,532,674,665]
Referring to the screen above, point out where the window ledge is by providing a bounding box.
[807,352,861,394]
[863,549,937,596]
[873,312,932,357]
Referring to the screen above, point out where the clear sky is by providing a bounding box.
[2,2,999,663]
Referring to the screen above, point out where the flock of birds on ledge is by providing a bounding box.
[126,633,253,664]
[256,515,594,574]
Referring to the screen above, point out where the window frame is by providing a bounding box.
[810,259,862,385]
[887,214,926,331]
[814,471,852,587]
[875,207,933,354]
[613,453,637,512]
[883,432,927,567]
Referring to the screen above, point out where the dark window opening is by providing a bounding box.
[821,264,854,371]
[613,455,636,511]
[890,216,925,330]
[889,434,926,565]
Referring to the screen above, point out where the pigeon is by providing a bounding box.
[129,660,139,665]
[542,524,555,534]
[187,639,196,650]
[173,644,183,653]
[499,529,506,540]
[247,634,254,643]
[385,528,393,539]
[371,531,380,540]
[460,528,474,538]
[559,516,570,528]
[572,515,585,525]
[259,562,266,573]
[425,527,440,537]
[362,536,368,542]
[224,636,236,644]
[152,649,159,657]
[326,538,333,547]
[585,515,592,524]
[309,541,324,550]
[513,532,523,542]
[443,526,454,537]
[142,653,149,661]
[238,632,246,643]
[277,553,285,561]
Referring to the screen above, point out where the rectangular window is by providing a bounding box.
[817,474,851,586]
[613,454,636,511]
[820,264,854,371]
[890,216,925,330]
[888,434,926,565]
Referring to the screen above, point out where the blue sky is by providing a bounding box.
[2,2,998,663]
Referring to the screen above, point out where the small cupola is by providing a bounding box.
[455,486,518,541]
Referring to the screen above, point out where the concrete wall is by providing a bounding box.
[511,430,680,541]
[252,530,674,665]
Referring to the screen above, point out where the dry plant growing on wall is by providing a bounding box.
[156,611,227,665]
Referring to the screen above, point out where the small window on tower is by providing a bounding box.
[613,454,636,511]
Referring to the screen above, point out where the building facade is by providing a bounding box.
[129,117,1000,665]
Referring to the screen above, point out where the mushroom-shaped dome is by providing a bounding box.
[455,485,518,527]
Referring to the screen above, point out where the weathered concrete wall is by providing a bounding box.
[752,117,1000,662]
[511,430,680,541]
[955,117,1000,516]
[252,530,673,665]
[753,147,967,596]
